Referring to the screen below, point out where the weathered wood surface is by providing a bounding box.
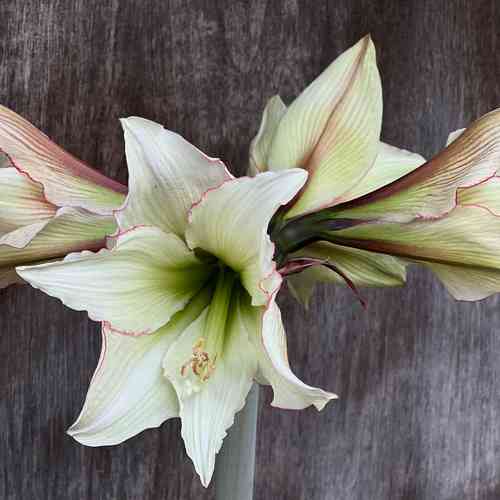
[1,1,500,499]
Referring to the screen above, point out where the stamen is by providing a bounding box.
[180,337,217,384]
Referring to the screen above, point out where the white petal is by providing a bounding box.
[118,117,232,237]
[185,170,307,306]
[0,207,116,268]
[241,292,336,410]
[68,288,213,446]
[267,36,383,217]
[341,142,425,201]
[163,289,257,487]
[0,167,56,238]
[248,95,287,175]
[0,105,126,214]
[446,128,466,146]
[17,226,212,335]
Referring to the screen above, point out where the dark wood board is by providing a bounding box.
[1,1,500,499]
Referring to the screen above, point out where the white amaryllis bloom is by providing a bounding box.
[0,106,126,287]
[17,117,336,486]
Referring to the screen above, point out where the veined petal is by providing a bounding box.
[185,169,308,306]
[334,109,500,222]
[17,226,212,335]
[457,176,500,215]
[330,205,500,300]
[68,287,213,447]
[0,167,56,236]
[162,286,257,487]
[0,207,115,268]
[267,36,382,217]
[242,292,336,410]
[118,117,232,237]
[341,142,425,201]
[287,241,406,307]
[248,95,287,175]
[0,105,126,214]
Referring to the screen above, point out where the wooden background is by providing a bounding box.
[1,1,500,499]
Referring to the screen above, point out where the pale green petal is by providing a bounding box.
[331,205,500,300]
[0,207,115,268]
[248,95,287,175]
[162,287,257,487]
[0,167,56,238]
[0,105,126,214]
[287,241,406,307]
[118,117,231,237]
[334,109,500,222]
[266,36,382,217]
[186,170,307,306]
[342,142,425,201]
[68,287,213,447]
[457,176,500,215]
[18,226,212,335]
[423,262,500,301]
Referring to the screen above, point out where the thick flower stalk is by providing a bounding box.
[251,35,500,306]
[17,117,336,487]
[0,106,126,287]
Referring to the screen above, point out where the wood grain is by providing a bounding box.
[1,1,499,499]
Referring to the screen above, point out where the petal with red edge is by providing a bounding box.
[68,286,213,447]
[0,207,115,268]
[0,105,126,214]
[0,167,56,236]
[330,205,500,300]
[341,142,425,201]
[185,169,307,306]
[457,176,500,215]
[239,291,336,409]
[118,117,232,237]
[17,226,212,335]
[267,36,382,217]
[334,109,500,222]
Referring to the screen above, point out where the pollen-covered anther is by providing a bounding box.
[180,337,217,383]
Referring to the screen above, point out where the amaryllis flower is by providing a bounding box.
[250,35,500,306]
[249,35,425,304]
[0,106,126,287]
[17,117,336,486]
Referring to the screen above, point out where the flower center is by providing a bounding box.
[180,264,237,392]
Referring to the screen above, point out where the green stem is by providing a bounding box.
[270,211,364,265]
[215,384,259,500]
